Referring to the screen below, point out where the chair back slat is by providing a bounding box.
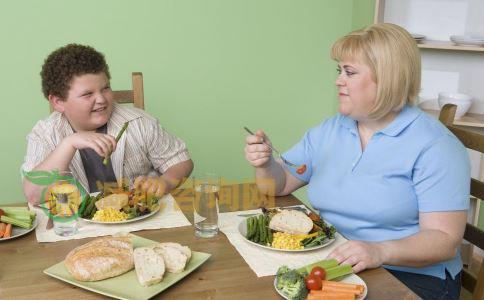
[112,90,134,103]
[471,179,484,203]
[464,224,484,251]
[448,126,484,153]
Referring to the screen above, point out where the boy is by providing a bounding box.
[23,44,193,204]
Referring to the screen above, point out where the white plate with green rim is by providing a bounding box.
[238,215,335,252]
[43,234,211,300]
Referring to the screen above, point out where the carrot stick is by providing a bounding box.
[322,285,362,296]
[0,222,6,237]
[309,290,356,300]
[322,280,365,295]
[4,223,12,238]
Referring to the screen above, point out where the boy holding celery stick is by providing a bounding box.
[22,44,193,205]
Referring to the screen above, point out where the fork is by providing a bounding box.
[243,127,303,169]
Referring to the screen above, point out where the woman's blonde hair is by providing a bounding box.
[330,23,421,119]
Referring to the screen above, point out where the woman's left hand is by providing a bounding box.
[326,240,386,273]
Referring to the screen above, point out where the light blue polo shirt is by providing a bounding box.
[283,105,470,279]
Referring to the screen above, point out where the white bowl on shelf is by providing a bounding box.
[438,92,473,119]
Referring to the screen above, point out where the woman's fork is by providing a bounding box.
[243,126,305,171]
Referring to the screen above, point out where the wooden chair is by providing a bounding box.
[49,72,144,112]
[439,104,484,300]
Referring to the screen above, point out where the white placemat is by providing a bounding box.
[30,194,191,243]
[219,207,348,277]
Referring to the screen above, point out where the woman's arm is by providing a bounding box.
[328,210,467,272]
[245,129,305,196]
[378,210,467,267]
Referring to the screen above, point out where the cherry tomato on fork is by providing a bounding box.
[296,164,307,174]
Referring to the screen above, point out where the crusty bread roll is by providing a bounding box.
[152,242,191,273]
[65,236,134,281]
[134,247,166,287]
[269,210,313,235]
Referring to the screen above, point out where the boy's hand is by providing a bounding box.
[134,176,167,197]
[244,129,273,168]
[65,132,117,157]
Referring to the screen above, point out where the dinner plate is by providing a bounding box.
[274,273,368,300]
[0,213,38,242]
[80,203,161,224]
[43,234,211,300]
[450,35,484,46]
[411,33,425,40]
[238,216,335,252]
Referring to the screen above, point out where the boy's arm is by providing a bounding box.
[134,159,194,196]
[23,132,116,204]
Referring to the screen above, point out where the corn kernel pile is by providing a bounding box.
[92,208,129,222]
[271,232,308,250]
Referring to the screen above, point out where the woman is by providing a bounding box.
[244,23,470,299]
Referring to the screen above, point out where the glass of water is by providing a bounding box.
[193,173,220,238]
[50,171,80,236]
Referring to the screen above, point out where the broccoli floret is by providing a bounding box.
[281,280,308,300]
[276,266,308,300]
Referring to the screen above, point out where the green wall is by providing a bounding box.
[0,0,374,205]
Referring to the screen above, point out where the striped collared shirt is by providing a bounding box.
[22,103,190,192]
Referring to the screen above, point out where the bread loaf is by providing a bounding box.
[134,247,166,286]
[65,236,134,281]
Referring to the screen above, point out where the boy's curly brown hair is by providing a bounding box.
[40,44,111,100]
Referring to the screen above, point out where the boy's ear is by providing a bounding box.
[48,95,65,113]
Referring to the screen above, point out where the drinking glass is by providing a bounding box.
[50,171,80,236]
[193,173,220,238]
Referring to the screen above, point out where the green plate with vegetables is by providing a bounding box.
[238,209,336,252]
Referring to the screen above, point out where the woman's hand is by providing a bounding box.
[134,176,167,197]
[244,129,273,168]
[327,240,387,273]
[65,132,117,157]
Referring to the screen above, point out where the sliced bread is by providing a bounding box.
[152,243,190,273]
[133,247,166,287]
[269,209,313,235]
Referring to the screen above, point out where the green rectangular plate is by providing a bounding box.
[43,235,211,300]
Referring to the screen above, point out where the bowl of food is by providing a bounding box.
[438,92,473,119]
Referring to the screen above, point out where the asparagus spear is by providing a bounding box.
[103,122,129,166]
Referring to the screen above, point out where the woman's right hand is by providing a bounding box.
[244,129,273,168]
[64,132,117,157]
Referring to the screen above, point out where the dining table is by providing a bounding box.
[0,183,419,299]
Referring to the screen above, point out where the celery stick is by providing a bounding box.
[297,258,339,274]
[325,264,353,280]
[2,207,35,219]
[1,215,31,229]
[6,214,31,222]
